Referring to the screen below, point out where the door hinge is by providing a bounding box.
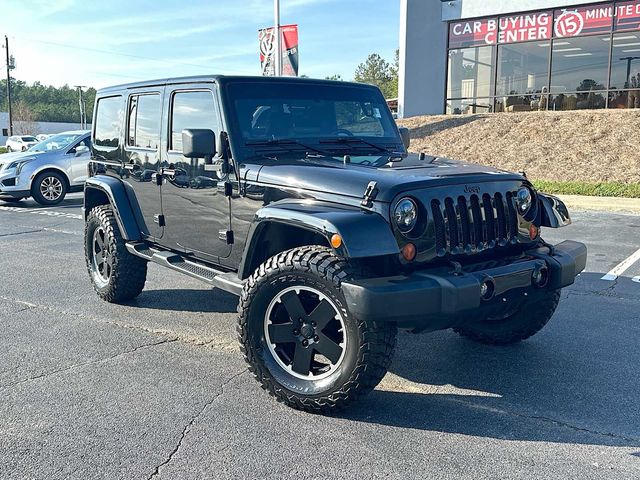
[361,181,379,208]
[219,230,234,245]
[154,214,165,227]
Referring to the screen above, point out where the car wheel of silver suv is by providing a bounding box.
[32,171,68,206]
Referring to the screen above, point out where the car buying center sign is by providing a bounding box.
[449,0,640,48]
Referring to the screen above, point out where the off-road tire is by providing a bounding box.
[238,246,397,413]
[454,289,561,345]
[32,171,67,206]
[85,205,147,302]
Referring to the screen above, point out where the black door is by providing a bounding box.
[123,90,164,240]
[159,86,231,261]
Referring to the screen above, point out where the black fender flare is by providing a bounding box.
[83,176,144,241]
[536,193,572,228]
[239,200,400,279]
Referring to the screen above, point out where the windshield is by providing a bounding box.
[30,133,84,152]
[21,136,37,142]
[226,81,402,160]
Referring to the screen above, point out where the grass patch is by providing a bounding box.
[0,147,7,154]
[533,180,640,198]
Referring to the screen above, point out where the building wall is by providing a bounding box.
[399,0,608,117]
[0,112,88,144]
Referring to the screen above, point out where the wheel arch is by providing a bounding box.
[84,176,144,241]
[31,167,71,191]
[238,201,400,280]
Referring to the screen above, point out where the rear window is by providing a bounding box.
[94,96,123,149]
[127,94,161,149]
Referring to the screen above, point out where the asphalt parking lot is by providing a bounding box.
[1,193,639,480]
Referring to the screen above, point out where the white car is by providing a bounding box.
[6,135,38,152]
[36,134,51,142]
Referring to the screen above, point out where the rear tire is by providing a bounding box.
[32,171,67,206]
[238,246,397,413]
[85,205,147,303]
[454,289,561,345]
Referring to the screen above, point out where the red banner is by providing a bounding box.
[448,18,498,49]
[554,3,614,37]
[615,0,640,31]
[498,12,553,44]
[259,24,299,77]
[448,1,640,48]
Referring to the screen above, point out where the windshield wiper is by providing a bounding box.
[319,137,402,155]
[246,138,334,157]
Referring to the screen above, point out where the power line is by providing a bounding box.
[12,36,216,71]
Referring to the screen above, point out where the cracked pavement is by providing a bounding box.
[0,194,639,479]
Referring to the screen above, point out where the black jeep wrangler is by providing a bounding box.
[84,75,587,413]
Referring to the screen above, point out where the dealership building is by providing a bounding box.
[398,0,640,117]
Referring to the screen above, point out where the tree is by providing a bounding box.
[12,101,38,135]
[353,51,399,99]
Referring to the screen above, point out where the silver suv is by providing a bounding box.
[0,130,91,205]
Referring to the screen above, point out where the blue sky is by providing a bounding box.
[1,0,399,89]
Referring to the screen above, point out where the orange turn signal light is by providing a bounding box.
[529,224,539,240]
[401,243,417,262]
[330,234,343,249]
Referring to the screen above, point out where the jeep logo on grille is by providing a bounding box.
[464,185,481,194]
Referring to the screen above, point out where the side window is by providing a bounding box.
[170,90,219,152]
[94,96,123,149]
[127,94,161,149]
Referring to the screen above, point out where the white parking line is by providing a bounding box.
[0,205,82,220]
[601,247,640,281]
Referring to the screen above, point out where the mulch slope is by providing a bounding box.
[398,110,640,184]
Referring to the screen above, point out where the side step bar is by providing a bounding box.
[125,242,244,296]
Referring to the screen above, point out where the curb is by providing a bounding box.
[557,194,640,215]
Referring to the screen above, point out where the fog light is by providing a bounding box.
[532,266,548,287]
[480,279,495,300]
[401,243,417,261]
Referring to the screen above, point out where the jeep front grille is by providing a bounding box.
[430,192,519,256]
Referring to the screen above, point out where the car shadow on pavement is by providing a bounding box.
[123,288,238,314]
[341,272,640,448]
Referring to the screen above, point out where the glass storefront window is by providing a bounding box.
[447,46,495,99]
[550,34,611,93]
[610,32,640,89]
[446,98,493,115]
[497,41,550,96]
[548,91,607,110]
[445,1,640,114]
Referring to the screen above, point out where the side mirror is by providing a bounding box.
[182,129,216,159]
[398,127,410,150]
[74,145,89,156]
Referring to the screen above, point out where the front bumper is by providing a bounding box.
[0,169,30,197]
[341,240,587,331]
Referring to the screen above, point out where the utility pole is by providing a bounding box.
[4,35,14,136]
[274,0,281,76]
[620,56,640,88]
[74,86,87,129]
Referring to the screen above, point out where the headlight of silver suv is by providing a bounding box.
[394,197,418,234]
[8,158,35,175]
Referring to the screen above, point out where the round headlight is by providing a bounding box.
[515,186,533,215]
[394,198,418,233]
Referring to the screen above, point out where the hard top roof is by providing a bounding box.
[96,75,377,95]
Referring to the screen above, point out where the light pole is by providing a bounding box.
[4,35,15,136]
[74,85,87,129]
[274,0,281,76]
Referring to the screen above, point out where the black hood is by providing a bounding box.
[255,153,524,203]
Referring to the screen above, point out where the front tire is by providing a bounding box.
[85,205,147,302]
[32,171,67,206]
[238,246,397,413]
[454,289,561,345]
